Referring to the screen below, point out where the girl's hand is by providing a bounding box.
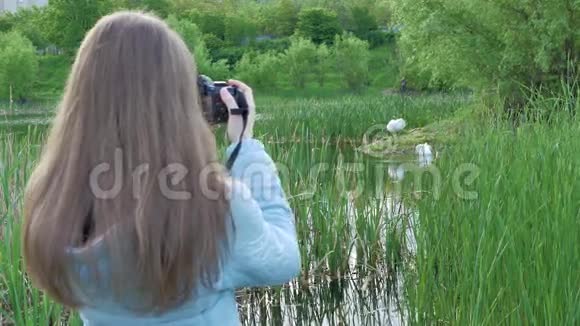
[219,80,256,143]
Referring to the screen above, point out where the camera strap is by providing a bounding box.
[225,108,249,170]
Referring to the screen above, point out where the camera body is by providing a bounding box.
[198,75,247,124]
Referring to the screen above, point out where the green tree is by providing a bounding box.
[0,14,14,33]
[186,10,226,40]
[0,31,39,100]
[283,37,318,88]
[114,0,170,16]
[391,0,579,106]
[224,15,257,46]
[350,5,378,40]
[142,0,171,17]
[296,8,342,44]
[260,0,299,37]
[333,33,370,90]
[275,0,299,36]
[10,7,51,49]
[166,15,230,80]
[46,0,114,50]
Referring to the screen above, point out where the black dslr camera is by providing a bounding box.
[198,75,247,124]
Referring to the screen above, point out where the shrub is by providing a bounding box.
[212,46,246,68]
[202,59,230,81]
[282,37,317,89]
[312,44,333,87]
[333,33,370,90]
[235,51,281,89]
[203,33,225,56]
[0,31,39,100]
[296,8,342,45]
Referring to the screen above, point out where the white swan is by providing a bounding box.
[386,118,406,133]
[388,164,405,182]
[415,143,433,157]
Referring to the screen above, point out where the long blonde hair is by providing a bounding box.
[22,11,230,312]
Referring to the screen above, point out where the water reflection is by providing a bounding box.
[387,151,436,182]
[237,155,431,325]
[235,144,440,325]
[237,272,406,326]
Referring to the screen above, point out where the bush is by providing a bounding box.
[282,37,317,89]
[367,30,395,48]
[212,46,246,68]
[32,55,71,100]
[202,59,230,81]
[235,51,281,89]
[312,44,333,87]
[203,33,225,56]
[0,31,39,100]
[296,8,342,45]
[333,33,370,90]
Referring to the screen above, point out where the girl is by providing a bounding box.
[22,11,300,325]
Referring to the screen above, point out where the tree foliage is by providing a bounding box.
[260,0,299,37]
[166,15,230,80]
[333,33,370,90]
[296,8,342,45]
[350,5,378,40]
[46,0,114,50]
[0,31,39,100]
[2,8,50,49]
[224,15,257,46]
[114,0,170,16]
[391,0,579,104]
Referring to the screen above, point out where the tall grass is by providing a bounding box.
[255,93,467,141]
[0,129,81,325]
[407,104,580,324]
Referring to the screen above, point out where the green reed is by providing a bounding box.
[406,109,579,324]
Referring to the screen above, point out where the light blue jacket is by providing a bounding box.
[68,139,301,325]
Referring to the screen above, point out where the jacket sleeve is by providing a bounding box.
[223,139,301,288]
